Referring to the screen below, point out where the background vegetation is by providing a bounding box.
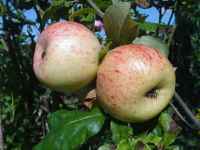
[0,0,200,149]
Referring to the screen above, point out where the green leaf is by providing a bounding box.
[112,0,120,5]
[142,133,162,146]
[98,144,113,150]
[34,106,105,150]
[42,0,72,21]
[0,39,8,51]
[69,8,96,22]
[134,140,152,150]
[0,2,7,15]
[98,42,111,62]
[136,21,171,33]
[151,125,163,137]
[116,139,133,150]
[158,112,172,132]
[166,145,181,150]
[103,2,138,47]
[136,21,158,32]
[110,121,133,144]
[93,0,112,11]
[133,35,169,57]
[162,133,177,147]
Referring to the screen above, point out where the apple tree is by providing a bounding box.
[1,0,200,149]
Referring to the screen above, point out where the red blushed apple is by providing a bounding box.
[96,44,175,123]
[33,21,101,92]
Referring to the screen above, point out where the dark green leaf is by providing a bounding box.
[166,145,181,150]
[69,8,96,21]
[133,35,169,57]
[42,0,72,21]
[93,0,112,11]
[103,2,138,47]
[34,106,105,150]
[110,121,133,144]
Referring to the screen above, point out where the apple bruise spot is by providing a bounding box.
[111,95,115,99]
[114,69,121,73]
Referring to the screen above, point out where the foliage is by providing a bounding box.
[173,0,200,102]
[103,1,138,47]
[34,106,105,150]
[1,0,200,150]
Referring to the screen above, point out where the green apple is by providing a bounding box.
[33,21,101,92]
[133,35,169,57]
[96,44,175,122]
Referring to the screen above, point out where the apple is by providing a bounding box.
[33,21,101,92]
[96,44,175,122]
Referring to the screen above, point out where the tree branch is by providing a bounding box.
[34,5,44,31]
[86,0,104,18]
[0,120,3,150]
[170,102,192,128]
[167,9,174,26]
[172,92,200,130]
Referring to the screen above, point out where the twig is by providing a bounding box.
[173,92,200,130]
[86,0,104,18]
[169,102,192,128]
[34,5,44,31]
[0,120,3,150]
[167,10,174,26]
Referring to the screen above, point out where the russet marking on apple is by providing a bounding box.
[97,44,175,123]
[33,21,101,92]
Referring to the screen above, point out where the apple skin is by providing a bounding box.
[96,44,175,123]
[33,21,101,92]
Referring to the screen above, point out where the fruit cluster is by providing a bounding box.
[33,21,175,123]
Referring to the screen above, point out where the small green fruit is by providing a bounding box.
[133,35,169,57]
